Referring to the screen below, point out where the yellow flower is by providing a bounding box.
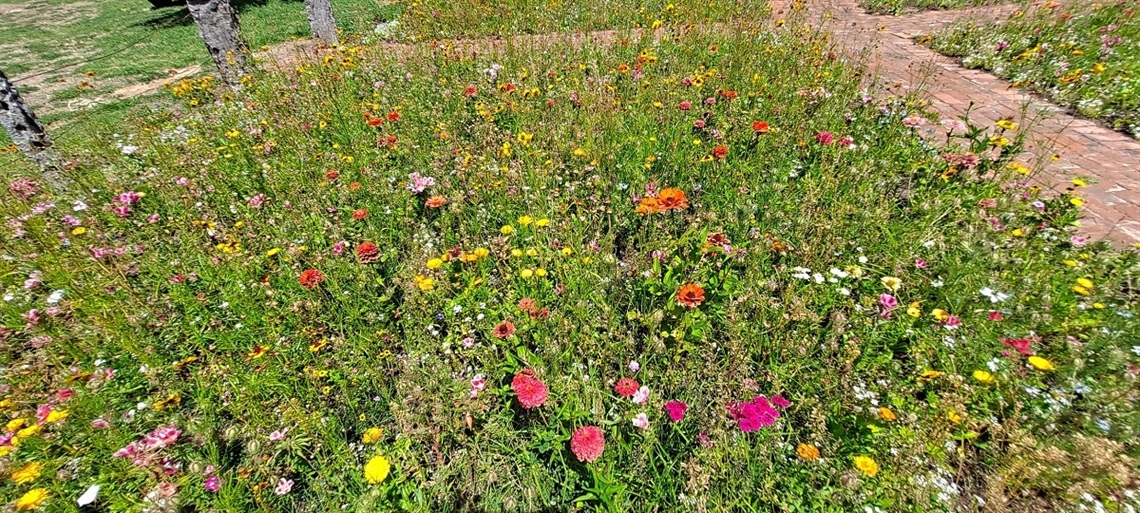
[796,443,820,460]
[510,248,523,258]
[1012,228,1025,237]
[561,247,573,256]
[266,248,280,257]
[918,370,942,382]
[1028,356,1054,371]
[426,258,443,270]
[520,269,534,279]
[364,455,390,484]
[15,488,48,510]
[473,248,490,258]
[1070,196,1084,207]
[1092,63,1106,74]
[1093,302,1105,309]
[1072,178,1087,187]
[16,425,41,439]
[1077,277,1094,289]
[996,119,1018,130]
[947,410,962,424]
[7,418,27,432]
[535,218,551,227]
[1007,162,1029,175]
[535,268,547,277]
[71,227,86,236]
[0,446,11,457]
[973,370,995,383]
[517,215,533,226]
[853,456,879,476]
[989,135,1010,147]
[877,407,896,421]
[1063,259,1078,267]
[362,427,383,444]
[43,409,68,423]
[516,132,534,147]
[416,277,435,291]
[500,225,514,235]
[906,302,921,318]
[880,276,901,292]
[11,462,43,484]
[931,309,949,321]
[1072,285,1090,296]
[525,248,538,257]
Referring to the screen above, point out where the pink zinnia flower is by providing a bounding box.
[512,369,548,409]
[679,101,692,110]
[988,311,1004,321]
[614,378,639,397]
[815,131,834,145]
[570,426,605,462]
[665,401,688,422]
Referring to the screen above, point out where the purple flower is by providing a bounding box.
[205,474,222,493]
[665,401,688,422]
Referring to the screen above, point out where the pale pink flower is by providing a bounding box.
[632,413,649,430]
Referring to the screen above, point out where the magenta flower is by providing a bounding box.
[665,401,688,422]
[728,396,783,432]
[815,131,834,145]
[880,294,899,310]
[205,475,222,492]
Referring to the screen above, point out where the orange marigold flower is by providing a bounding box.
[299,269,325,289]
[675,283,705,308]
[425,195,447,208]
[352,208,368,220]
[356,242,380,264]
[656,188,689,211]
[796,443,821,460]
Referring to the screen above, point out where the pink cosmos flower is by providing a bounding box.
[470,374,487,397]
[275,478,294,495]
[665,401,688,422]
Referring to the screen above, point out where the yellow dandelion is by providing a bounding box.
[1028,356,1054,371]
[15,488,48,510]
[364,455,391,484]
[973,370,995,383]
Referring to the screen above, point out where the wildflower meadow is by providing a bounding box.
[1,1,1139,511]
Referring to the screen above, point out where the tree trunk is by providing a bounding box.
[304,0,339,44]
[187,0,250,90]
[0,70,66,186]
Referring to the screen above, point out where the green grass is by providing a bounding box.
[0,0,388,101]
[858,0,1001,16]
[927,0,1140,137]
[1,2,1139,512]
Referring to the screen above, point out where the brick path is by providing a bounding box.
[775,0,1140,247]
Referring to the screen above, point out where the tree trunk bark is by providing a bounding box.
[304,0,339,44]
[186,0,250,90]
[0,70,65,185]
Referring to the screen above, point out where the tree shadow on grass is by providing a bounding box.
[131,0,299,29]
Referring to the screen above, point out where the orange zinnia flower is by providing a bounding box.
[752,121,770,133]
[356,242,380,264]
[656,188,688,211]
[352,208,368,220]
[367,118,384,127]
[711,145,728,159]
[675,283,705,308]
[635,196,663,215]
[298,269,325,289]
[425,195,447,208]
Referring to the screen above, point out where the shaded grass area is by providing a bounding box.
[859,0,1004,16]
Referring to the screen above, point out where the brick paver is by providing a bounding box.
[776,0,1140,247]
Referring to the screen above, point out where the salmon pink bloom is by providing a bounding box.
[570,426,605,462]
[512,370,548,409]
[615,378,639,397]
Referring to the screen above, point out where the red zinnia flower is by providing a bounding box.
[356,242,380,264]
[512,369,548,409]
[493,321,516,339]
[752,121,770,133]
[387,111,400,122]
[367,118,384,127]
[570,426,605,462]
[298,269,325,289]
[614,378,639,397]
[711,145,728,159]
[676,284,705,308]
[352,208,368,220]
[463,84,478,97]
[325,170,339,180]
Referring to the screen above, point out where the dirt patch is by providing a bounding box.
[112,64,204,99]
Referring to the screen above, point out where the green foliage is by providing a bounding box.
[0,4,1138,512]
[928,0,1140,137]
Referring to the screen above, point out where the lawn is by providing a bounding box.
[1,1,1139,512]
[927,0,1140,137]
